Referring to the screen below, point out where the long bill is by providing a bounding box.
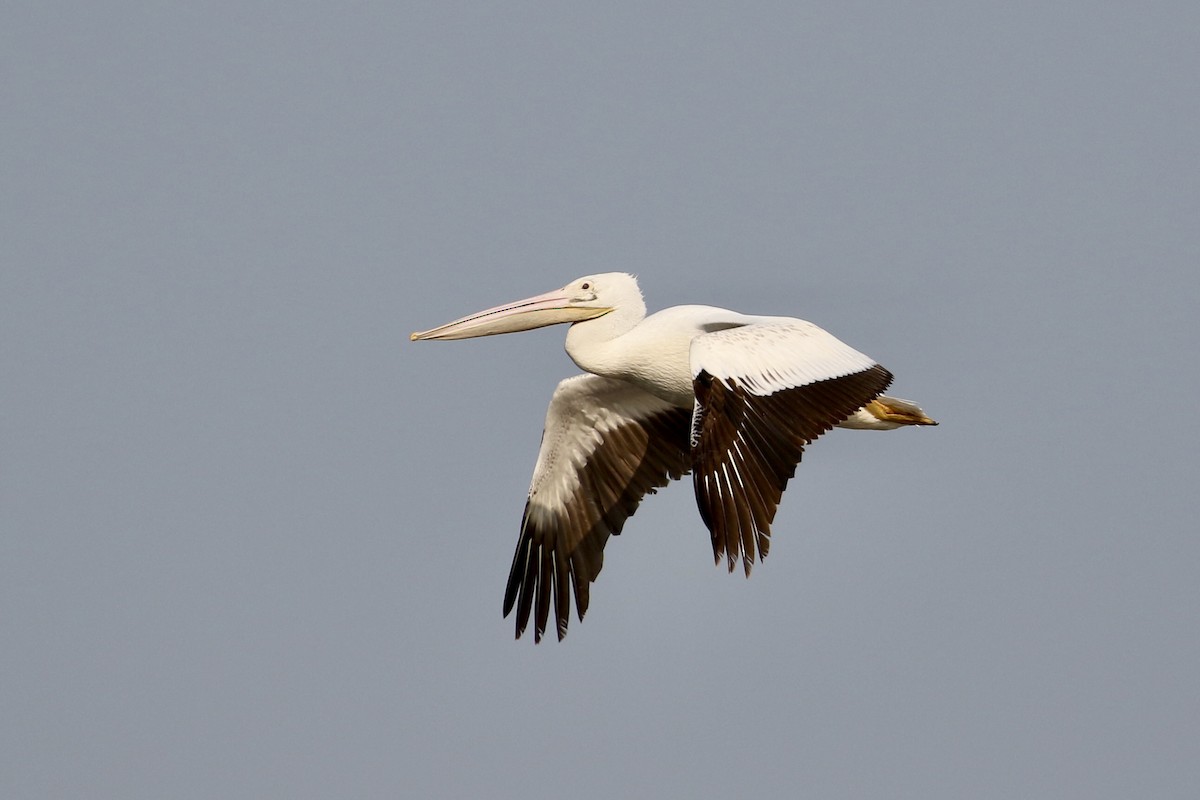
[411,287,612,341]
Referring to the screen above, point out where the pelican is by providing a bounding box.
[411,273,936,642]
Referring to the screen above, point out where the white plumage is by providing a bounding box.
[690,319,879,393]
[412,272,936,642]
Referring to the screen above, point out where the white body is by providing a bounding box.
[412,272,936,642]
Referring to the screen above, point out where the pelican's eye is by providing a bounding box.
[580,282,591,291]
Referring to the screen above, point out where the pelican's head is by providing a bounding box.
[410,273,642,341]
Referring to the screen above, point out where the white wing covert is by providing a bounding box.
[503,374,692,642]
[689,321,893,575]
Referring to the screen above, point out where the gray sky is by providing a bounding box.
[4,3,1198,798]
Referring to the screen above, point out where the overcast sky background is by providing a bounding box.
[4,3,1198,798]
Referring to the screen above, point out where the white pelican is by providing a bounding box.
[412,273,936,642]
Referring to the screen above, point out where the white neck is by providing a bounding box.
[564,297,645,378]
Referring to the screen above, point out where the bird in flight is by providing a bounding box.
[412,273,936,642]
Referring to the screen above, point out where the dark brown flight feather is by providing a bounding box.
[691,364,892,576]
[503,400,692,642]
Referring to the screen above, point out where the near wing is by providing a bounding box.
[503,374,692,642]
[689,321,893,576]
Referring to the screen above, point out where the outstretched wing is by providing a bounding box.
[504,374,692,642]
[690,320,892,575]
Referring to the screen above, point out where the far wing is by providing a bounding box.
[690,321,892,575]
[504,374,692,642]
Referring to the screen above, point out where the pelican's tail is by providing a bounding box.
[838,396,938,430]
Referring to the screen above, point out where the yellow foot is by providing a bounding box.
[866,398,939,426]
